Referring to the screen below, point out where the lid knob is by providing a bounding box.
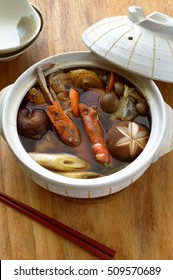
[128,6,173,34]
[128,6,146,23]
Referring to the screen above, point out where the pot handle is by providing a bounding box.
[154,102,173,161]
[0,85,13,137]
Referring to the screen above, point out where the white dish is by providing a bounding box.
[0,4,43,62]
[0,0,42,54]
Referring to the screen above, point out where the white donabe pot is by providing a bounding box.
[0,51,173,198]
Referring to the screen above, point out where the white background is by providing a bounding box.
[1,260,173,280]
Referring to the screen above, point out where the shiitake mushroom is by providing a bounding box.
[106,121,150,162]
[17,108,49,139]
[114,81,124,97]
[99,92,119,113]
[136,101,149,115]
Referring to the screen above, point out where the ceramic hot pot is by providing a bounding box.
[0,51,173,198]
[0,7,173,198]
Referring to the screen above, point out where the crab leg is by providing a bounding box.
[47,101,81,146]
[79,103,111,165]
[36,64,81,147]
[36,64,56,104]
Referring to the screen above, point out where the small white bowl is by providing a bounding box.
[0,0,42,55]
[0,51,172,199]
[0,5,43,62]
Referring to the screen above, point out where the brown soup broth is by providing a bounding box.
[18,68,151,176]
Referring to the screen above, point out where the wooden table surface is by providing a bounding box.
[0,0,173,260]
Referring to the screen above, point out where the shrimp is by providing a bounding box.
[79,103,111,165]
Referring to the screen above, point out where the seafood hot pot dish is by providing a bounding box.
[17,64,151,179]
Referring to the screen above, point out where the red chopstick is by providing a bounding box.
[0,191,115,260]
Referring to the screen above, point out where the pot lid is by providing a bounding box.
[82,6,173,83]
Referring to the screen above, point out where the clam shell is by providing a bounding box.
[82,6,173,83]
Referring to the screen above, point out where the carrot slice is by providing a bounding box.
[106,71,115,93]
[69,88,80,117]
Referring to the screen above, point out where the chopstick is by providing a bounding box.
[0,191,115,260]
